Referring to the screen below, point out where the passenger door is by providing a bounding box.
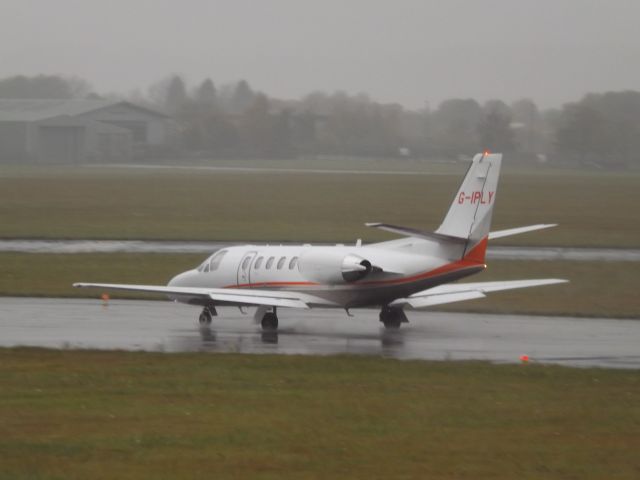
[237,251,257,287]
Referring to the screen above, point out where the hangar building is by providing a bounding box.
[0,99,174,164]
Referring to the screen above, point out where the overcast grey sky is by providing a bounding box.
[2,0,639,109]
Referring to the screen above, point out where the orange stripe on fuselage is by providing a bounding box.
[357,261,483,287]
[356,236,488,287]
[225,236,489,290]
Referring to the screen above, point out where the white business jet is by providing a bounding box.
[75,153,566,330]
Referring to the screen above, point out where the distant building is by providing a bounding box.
[0,99,175,164]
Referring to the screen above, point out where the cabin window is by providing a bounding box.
[289,257,298,270]
[209,250,227,271]
[254,256,264,269]
[266,257,275,269]
[203,263,210,273]
[277,257,286,270]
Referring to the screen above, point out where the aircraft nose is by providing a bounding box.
[168,270,193,287]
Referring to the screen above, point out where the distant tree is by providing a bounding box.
[300,91,330,113]
[478,102,514,153]
[555,104,609,163]
[272,109,293,156]
[206,115,240,151]
[194,78,217,112]
[483,99,511,118]
[164,75,189,117]
[580,91,640,167]
[0,74,91,99]
[511,99,540,125]
[230,80,255,114]
[65,76,93,98]
[430,99,482,156]
[310,91,402,156]
[510,99,543,156]
[240,93,274,155]
[582,90,640,126]
[147,77,170,109]
[135,72,640,166]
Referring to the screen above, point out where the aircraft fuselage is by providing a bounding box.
[167,242,485,308]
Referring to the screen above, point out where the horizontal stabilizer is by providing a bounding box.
[389,278,567,309]
[365,223,466,242]
[489,224,557,240]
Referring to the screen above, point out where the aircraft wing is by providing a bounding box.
[389,278,567,309]
[72,282,329,309]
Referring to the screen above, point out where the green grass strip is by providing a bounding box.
[1,166,638,247]
[0,253,638,318]
[0,348,638,479]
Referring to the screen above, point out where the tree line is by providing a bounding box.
[1,74,638,168]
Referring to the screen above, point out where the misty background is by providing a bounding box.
[1,0,639,167]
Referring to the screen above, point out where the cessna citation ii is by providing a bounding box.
[74,153,566,330]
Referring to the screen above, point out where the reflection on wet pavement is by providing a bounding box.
[2,297,637,369]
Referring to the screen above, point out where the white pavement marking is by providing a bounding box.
[86,164,451,176]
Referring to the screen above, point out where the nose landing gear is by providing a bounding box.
[379,306,408,329]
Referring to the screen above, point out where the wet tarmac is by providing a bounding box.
[1,240,638,261]
[1,297,639,369]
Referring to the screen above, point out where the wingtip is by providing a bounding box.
[540,278,569,286]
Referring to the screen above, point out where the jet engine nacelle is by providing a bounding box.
[298,249,373,284]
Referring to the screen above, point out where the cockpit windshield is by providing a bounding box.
[209,250,227,270]
[197,249,227,273]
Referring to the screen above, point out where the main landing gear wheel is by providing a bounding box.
[198,306,216,325]
[379,306,408,330]
[261,311,279,331]
[199,310,212,325]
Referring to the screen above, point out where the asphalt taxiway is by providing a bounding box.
[1,297,638,369]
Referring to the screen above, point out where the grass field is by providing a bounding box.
[0,349,638,479]
[1,164,638,247]
[1,253,638,318]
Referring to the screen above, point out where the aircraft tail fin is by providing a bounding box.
[435,153,502,261]
[367,153,502,262]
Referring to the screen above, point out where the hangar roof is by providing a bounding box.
[0,99,167,122]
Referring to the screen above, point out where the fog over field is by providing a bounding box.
[2,0,639,109]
